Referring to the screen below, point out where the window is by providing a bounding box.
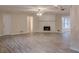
[62,16,71,32]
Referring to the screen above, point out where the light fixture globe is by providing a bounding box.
[36,8,43,16]
[36,12,42,16]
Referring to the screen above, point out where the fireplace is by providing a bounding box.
[44,26,50,31]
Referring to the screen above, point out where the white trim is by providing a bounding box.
[70,47,79,52]
[0,34,4,36]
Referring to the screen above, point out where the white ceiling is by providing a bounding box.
[0,5,71,14]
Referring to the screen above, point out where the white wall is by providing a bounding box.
[32,16,39,32]
[55,15,62,33]
[38,14,55,32]
[3,14,12,35]
[70,6,79,51]
[0,14,3,36]
[11,14,28,35]
[0,12,63,36]
[0,12,32,35]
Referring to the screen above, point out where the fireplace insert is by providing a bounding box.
[44,26,50,31]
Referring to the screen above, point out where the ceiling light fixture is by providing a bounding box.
[36,12,42,16]
[36,8,43,16]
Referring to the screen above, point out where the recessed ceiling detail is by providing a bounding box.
[0,5,70,14]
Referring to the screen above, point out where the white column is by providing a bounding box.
[70,6,79,51]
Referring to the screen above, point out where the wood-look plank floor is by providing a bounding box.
[0,32,78,53]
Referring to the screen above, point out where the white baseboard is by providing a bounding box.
[0,32,30,36]
[0,34,4,36]
[70,47,79,52]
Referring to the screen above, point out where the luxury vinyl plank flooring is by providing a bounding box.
[0,33,78,53]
